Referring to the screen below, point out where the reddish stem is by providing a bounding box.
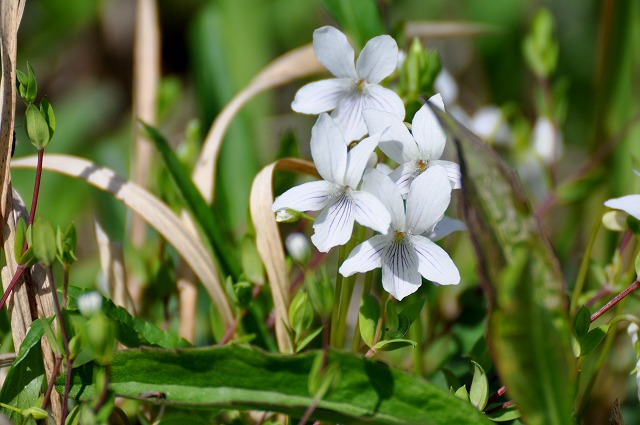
[485,399,515,415]
[27,148,44,226]
[487,385,506,405]
[41,356,62,409]
[0,265,26,311]
[591,280,640,322]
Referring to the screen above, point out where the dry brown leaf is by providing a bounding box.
[404,20,498,40]
[250,158,319,353]
[11,154,235,329]
[193,44,323,204]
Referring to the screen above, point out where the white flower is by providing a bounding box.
[469,106,512,146]
[77,291,103,317]
[604,170,640,221]
[285,233,311,265]
[272,114,391,252]
[339,166,460,300]
[532,116,562,164]
[363,94,461,196]
[292,26,405,143]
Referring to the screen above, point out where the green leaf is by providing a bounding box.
[385,314,410,340]
[295,326,323,354]
[289,291,314,336]
[16,62,37,104]
[25,103,50,149]
[573,305,591,338]
[578,325,610,357]
[359,294,380,348]
[372,339,417,352]
[454,385,470,402]
[485,403,521,422]
[56,223,78,266]
[32,216,57,266]
[61,345,492,425]
[429,104,576,425]
[39,97,56,138]
[140,122,240,278]
[321,0,385,49]
[469,361,489,411]
[0,322,46,423]
[67,286,190,349]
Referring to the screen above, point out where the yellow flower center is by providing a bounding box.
[416,159,428,172]
[393,230,405,243]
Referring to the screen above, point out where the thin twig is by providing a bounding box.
[590,280,640,322]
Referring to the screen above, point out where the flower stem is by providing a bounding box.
[570,216,601,315]
[350,270,373,352]
[329,244,347,347]
[27,148,44,227]
[0,265,26,311]
[590,279,640,323]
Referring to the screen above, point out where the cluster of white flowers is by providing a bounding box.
[273,26,463,300]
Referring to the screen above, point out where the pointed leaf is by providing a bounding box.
[574,305,591,338]
[469,361,489,411]
[359,294,380,348]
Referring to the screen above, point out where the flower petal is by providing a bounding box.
[429,160,461,189]
[605,195,640,221]
[362,168,405,230]
[363,108,418,164]
[344,132,381,188]
[412,95,446,160]
[272,180,338,213]
[406,165,452,235]
[382,242,421,300]
[291,78,355,114]
[350,189,391,234]
[412,235,460,285]
[313,26,357,79]
[310,114,348,184]
[426,216,466,241]
[311,193,355,252]
[356,35,398,84]
[331,92,367,142]
[339,234,389,277]
[363,83,405,121]
[389,161,418,197]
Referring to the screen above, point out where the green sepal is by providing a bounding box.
[39,97,56,141]
[289,291,314,337]
[14,218,35,266]
[32,216,57,266]
[523,8,559,78]
[56,223,77,266]
[359,294,380,348]
[16,62,37,104]
[24,104,50,149]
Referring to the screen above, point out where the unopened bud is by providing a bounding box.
[77,291,103,317]
[285,233,311,265]
[275,209,301,223]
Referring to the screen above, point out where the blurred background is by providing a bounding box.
[7,0,640,422]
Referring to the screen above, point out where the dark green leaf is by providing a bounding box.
[321,0,385,49]
[140,122,240,278]
[429,104,576,425]
[67,286,190,349]
[485,403,521,422]
[578,325,610,357]
[0,324,46,423]
[372,339,417,352]
[573,305,591,338]
[62,345,492,425]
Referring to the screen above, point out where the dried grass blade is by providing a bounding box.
[11,154,235,329]
[193,44,323,204]
[250,158,318,353]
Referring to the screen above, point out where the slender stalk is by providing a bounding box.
[570,216,601,314]
[93,365,111,414]
[27,148,44,226]
[484,400,515,415]
[487,385,506,405]
[350,270,373,352]
[329,244,347,347]
[41,356,63,410]
[46,267,72,423]
[590,279,640,323]
[0,266,26,311]
[62,264,70,309]
[365,292,388,358]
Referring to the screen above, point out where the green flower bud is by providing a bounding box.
[275,208,302,223]
[56,223,77,266]
[288,291,314,336]
[16,63,37,104]
[85,313,116,365]
[24,104,50,149]
[305,269,334,319]
[32,216,57,266]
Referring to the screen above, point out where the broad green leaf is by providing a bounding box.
[429,104,576,425]
[321,0,385,49]
[469,361,489,411]
[67,286,190,349]
[573,305,590,338]
[578,325,610,357]
[359,294,380,348]
[141,122,240,278]
[485,403,521,422]
[0,323,46,423]
[61,345,492,425]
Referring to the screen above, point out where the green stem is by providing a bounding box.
[351,270,374,352]
[410,309,424,375]
[330,244,347,348]
[570,215,601,315]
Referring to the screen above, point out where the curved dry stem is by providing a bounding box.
[192,44,322,204]
[11,154,235,329]
[249,158,319,353]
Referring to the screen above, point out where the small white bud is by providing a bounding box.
[275,209,300,223]
[77,291,102,317]
[285,233,311,265]
[532,117,563,164]
[602,210,628,232]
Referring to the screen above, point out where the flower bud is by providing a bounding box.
[305,269,334,319]
[275,208,301,223]
[288,291,314,336]
[77,291,103,317]
[285,233,311,265]
[602,210,627,232]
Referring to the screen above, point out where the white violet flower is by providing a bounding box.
[363,94,461,196]
[272,114,391,252]
[339,166,460,300]
[604,170,640,221]
[292,26,405,143]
